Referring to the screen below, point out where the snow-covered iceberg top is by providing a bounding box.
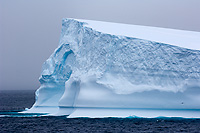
[72,18,200,50]
[27,18,200,118]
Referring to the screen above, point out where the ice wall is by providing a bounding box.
[28,18,200,117]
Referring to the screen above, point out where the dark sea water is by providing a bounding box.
[0,90,200,133]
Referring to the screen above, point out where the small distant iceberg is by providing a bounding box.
[25,18,200,118]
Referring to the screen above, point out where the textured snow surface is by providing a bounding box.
[27,18,200,118]
[74,18,200,50]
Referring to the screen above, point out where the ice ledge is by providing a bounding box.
[24,106,200,118]
[64,18,200,50]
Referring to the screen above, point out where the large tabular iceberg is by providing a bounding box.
[27,18,200,118]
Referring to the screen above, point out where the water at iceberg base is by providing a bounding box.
[24,18,200,118]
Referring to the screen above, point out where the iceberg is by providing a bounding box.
[27,18,200,118]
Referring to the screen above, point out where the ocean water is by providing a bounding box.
[0,90,200,133]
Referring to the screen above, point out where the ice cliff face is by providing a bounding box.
[30,18,200,117]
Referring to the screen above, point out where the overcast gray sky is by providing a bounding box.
[0,0,200,90]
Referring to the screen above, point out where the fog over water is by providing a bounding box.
[0,0,200,90]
